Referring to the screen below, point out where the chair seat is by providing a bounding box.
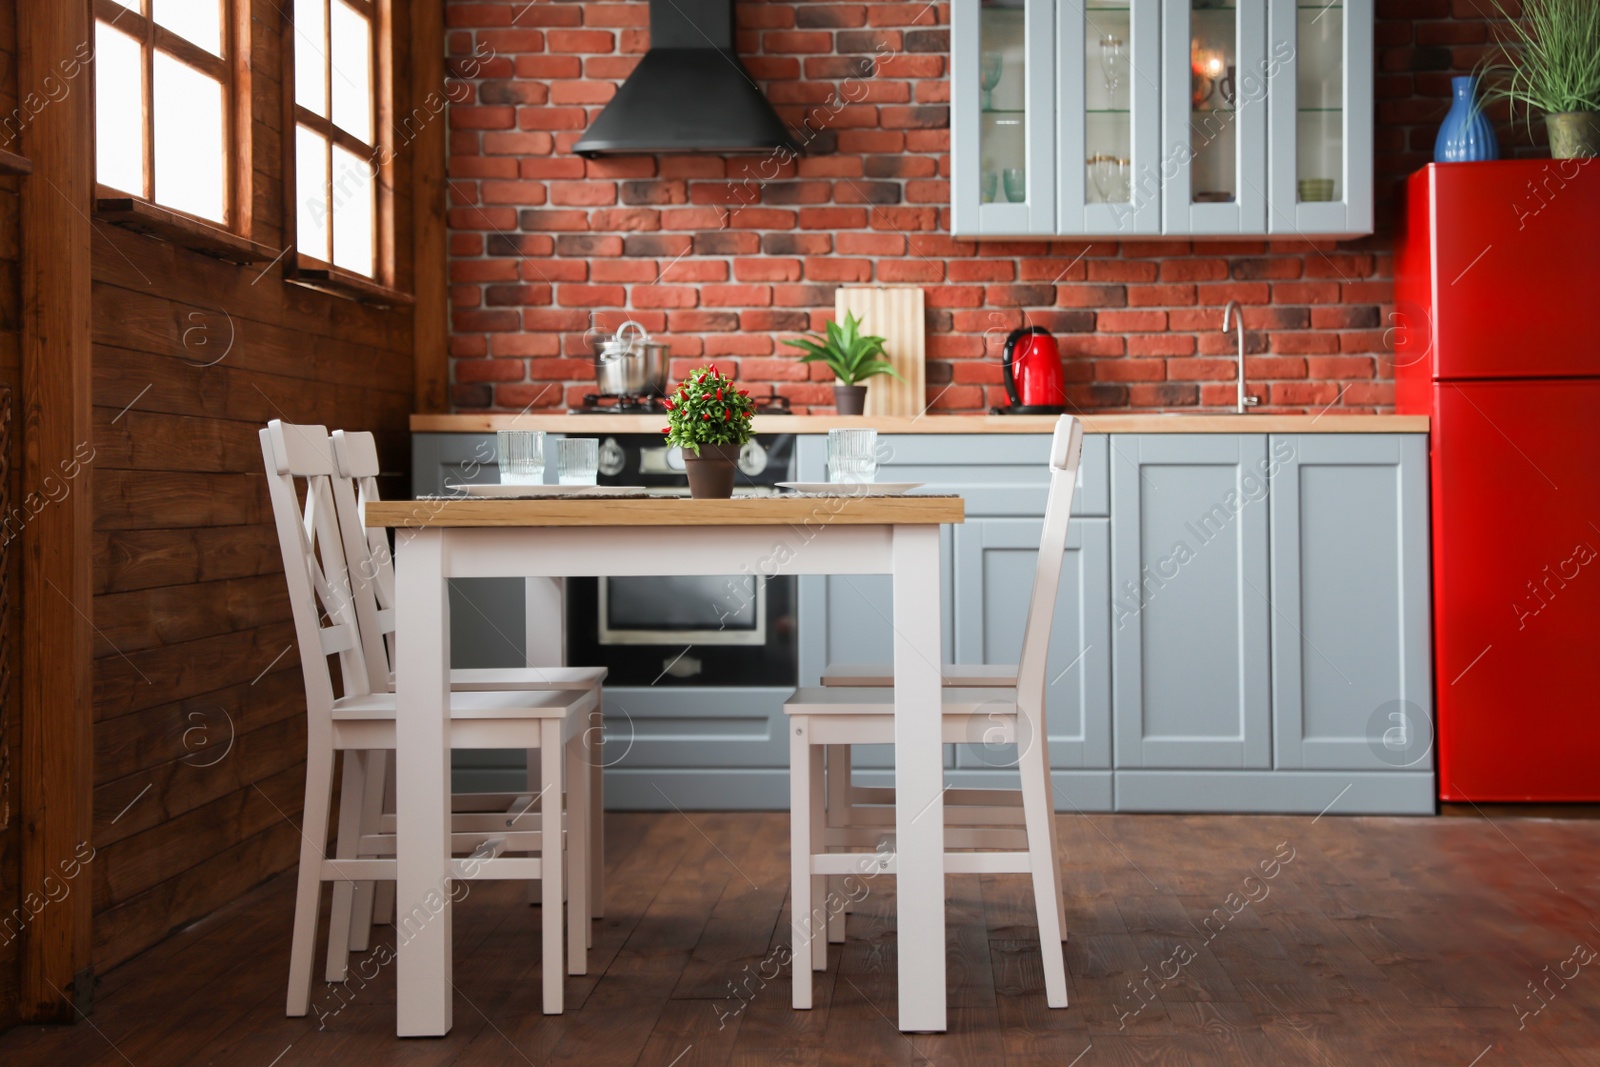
[785,686,1019,716]
[819,663,1018,688]
[336,687,597,721]
[386,666,608,692]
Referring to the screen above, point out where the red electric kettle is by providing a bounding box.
[1001,326,1067,414]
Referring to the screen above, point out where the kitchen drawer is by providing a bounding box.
[796,433,1108,517]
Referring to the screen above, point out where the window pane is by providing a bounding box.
[297,124,330,262]
[294,0,328,116]
[153,53,226,222]
[331,144,375,277]
[330,1,373,143]
[152,0,222,56]
[95,21,145,195]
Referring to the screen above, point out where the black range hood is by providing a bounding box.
[572,0,801,158]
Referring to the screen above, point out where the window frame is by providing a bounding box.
[285,0,396,289]
[91,0,251,235]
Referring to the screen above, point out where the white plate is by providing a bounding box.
[445,483,645,498]
[776,482,926,496]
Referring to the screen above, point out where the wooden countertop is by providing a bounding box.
[367,494,965,528]
[411,413,1428,434]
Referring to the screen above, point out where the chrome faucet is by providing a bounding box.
[1221,300,1259,415]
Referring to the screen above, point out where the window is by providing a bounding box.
[94,0,233,226]
[291,0,388,282]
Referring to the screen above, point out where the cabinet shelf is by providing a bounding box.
[981,108,1026,115]
[1298,107,1343,113]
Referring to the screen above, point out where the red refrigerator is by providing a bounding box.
[1395,160,1600,802]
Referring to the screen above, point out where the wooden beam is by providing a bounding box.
[18,0,96,1021]
[410,0,448,414]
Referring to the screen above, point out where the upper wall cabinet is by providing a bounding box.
[950,0,1373,239]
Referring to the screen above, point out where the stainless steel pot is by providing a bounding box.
[592,321,669,396]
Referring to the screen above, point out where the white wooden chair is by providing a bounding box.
[784,415,1084,1011]
[325,429,609,951]
[261,421,591,1017]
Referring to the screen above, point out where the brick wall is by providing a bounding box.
[444,0,1540,414]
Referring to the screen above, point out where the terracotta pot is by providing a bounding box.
[1545,111,1600,159]
[683,442,740,499]
[833,384,868,415]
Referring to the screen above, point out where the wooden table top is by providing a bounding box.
[365,494,966,528]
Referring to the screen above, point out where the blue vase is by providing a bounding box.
[1434,75,1499,163]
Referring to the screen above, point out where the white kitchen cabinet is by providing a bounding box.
[950,0,1372,238]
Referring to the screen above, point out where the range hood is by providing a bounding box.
[572,0,800,157]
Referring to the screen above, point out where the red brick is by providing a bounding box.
[948,260,1013,282]
[632,286,699,309]
[879,260,946,284]
[735,258,803,282]
[489,334,560,358]
[742,357,811,381]
[701,284,773,307]
[835,232,905,256]
[765,31,835,52]
[804,258,872,282]
[704,334,775,357]
[1128,284,1197,307]
[798,207,867,230]
[657,260,727,283]
[589,260,656,283]
[1094,359,1167,382]
[453,106,516,129]
[1098,310,1167,332]
[1127,335,1198,357]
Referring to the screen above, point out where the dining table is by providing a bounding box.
[363,492,966,1036]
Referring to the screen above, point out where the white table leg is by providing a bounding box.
[395,529,454,1036]
[892,523,946,1032]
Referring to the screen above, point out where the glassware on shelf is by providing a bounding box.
[1003,167,1026,203]
[1298,178,1335,202]
[980,53,1003,111]
[1088,155,1131,204]
[1098,36,1126,109]
[981,170,998,203]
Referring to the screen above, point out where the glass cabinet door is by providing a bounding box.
[1058,0,1161,234]
[1160,0,1267,234]
[1267,0,1373,235]
[952,0,1055,236]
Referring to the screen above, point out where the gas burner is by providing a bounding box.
[573,394,669,414]
[571,394,793,415]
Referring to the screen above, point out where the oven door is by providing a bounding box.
[568,573,797,686]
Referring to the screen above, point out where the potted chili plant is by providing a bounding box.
[662,364,756,499]
[782,312,902,416]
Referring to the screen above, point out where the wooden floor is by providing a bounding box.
[3,810,1599,1066]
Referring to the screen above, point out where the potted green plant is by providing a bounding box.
[782,311,902,416]
[662,364,756,499]
[1482,0,1600,158]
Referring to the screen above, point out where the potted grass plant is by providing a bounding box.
[782,312,902,416]
[662,364,756,499]
[1482,0,1600,158]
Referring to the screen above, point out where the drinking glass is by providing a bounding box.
[1099,36,1126,108]
[1089,155,1114,203]
[557,438,599,486]
[981,170,998,203]
[827,428,878,485]
[980,53,1003,110]
[497,430,545,486]
[1003,167,1026,203]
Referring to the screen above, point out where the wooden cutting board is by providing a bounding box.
[834,286,925,417]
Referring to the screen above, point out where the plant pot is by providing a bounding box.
[1545,111,1600,159]
[683,442,740,499]
[833,384,868,416]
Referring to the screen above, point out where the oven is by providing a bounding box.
[564,434,799,687]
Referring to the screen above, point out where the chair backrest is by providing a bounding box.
[328,429,399,692]
[1013,415,1085,729]
[259,421,375,725]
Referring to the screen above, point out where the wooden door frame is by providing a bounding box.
[17,0,95,1021]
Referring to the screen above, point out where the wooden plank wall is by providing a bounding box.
[0,0,22,1031]
[87,0,417,972]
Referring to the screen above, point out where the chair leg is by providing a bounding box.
[347,750,388,952]
[566,732,589,976]
[589,696,605,920]
[825,745,849,944]
[809,742,828,974]
[287,738,336,1016]
[789,719,813,1010]
[1017,719,1068,1009]
[526,747,542,906]
[325,750,370,981]
[1038,738,1068,942]
[539,723,564,1014]
[372,757,397,925]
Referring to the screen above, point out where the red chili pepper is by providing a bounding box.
[697,373,706,384]
[738,388,748,397]
[702,412,711,420]
[664,399,675,410]
[716,388,723,400]
[708,363,718,375]
[660,426,670,434]
[724,409,730,421]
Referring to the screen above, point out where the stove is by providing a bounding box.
[570,394,793,415]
